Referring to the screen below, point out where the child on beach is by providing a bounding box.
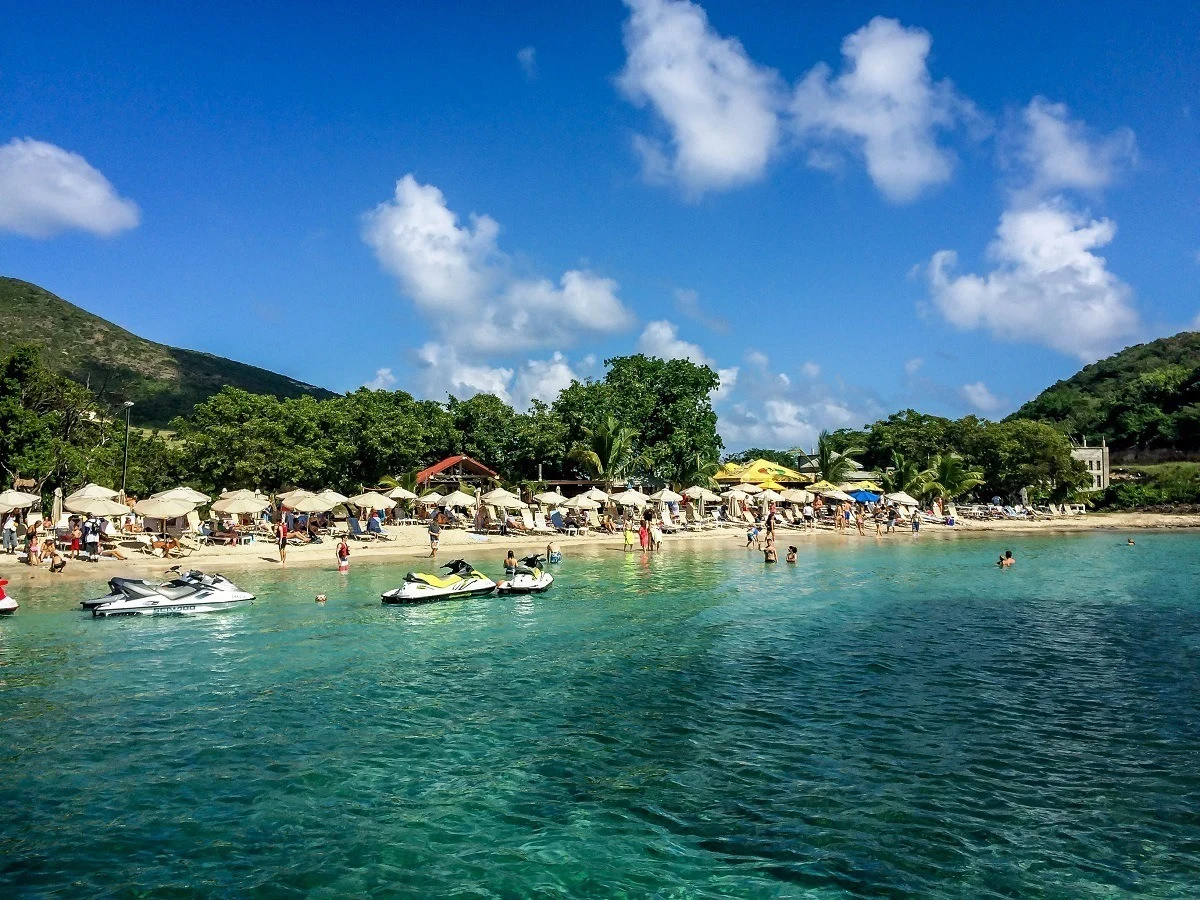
[638,521,649,552]
[623,521,636,552]
[336,537,350,573]
[649,523,663,551]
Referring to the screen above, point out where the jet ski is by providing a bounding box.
[0,579,16,615]
[381,559,497,605]
[497,554,554,595]
[85,569,255,617]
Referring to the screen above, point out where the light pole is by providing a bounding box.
[121,401,134,496]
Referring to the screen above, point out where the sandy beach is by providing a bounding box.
[3,511,1196,587]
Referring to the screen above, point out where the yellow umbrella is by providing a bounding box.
[856,481,883,492]
[808,480,839,493]
[758,479,785,491]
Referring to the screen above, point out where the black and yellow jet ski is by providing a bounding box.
[381,559,497,604]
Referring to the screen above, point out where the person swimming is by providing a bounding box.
[997,550,1015,567]
[786,546,797,563]
[764,541,777,563]
[505,550,518,574]
[1127,538,1136,545]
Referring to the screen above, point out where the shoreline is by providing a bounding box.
[1,511,1197,586]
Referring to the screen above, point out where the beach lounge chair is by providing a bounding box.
[347,516,376,541]
[658,509,679,534]
[550,510,577,535]
[530,511,556,535]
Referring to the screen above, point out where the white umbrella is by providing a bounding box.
[440,490,477,509]
[581,487,610,502]
[0,489,40,509]
[781,489,813,503]
[279,489,316,507]
[731,482,763,494]
[388,486,418,501]
[819,489,853,502]
[316,489,350,506]
[133,497,197,519]
[211,496,271,515]
[611,489,648,506]
[219,488,259,500]
[533,490,565,506]
[72,497,131,517]
[757,489,782,503]
[152,486,212,504]
[287,494,335,514]
[348,492,396,511]
[648,488,683,503]
[720,488,747,500]
[683,486,720,502]
[562,495,600,510]
[481,487,522,506]
[65,483,118,506]
[885,491,920,507]
[418,491,444,504]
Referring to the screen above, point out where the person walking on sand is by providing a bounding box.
[427,518,441,557]
[2,512,16,555]
[650,522,663,552]
[910,510,921,536]
[70,521,82,559]
[336,536,350,573]
[276,519,289,564]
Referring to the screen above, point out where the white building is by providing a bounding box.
[1071,439,1109,491]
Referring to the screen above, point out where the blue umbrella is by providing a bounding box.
[850,489,880,503]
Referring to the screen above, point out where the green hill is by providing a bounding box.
[1012,331,1200,455]
[0,276,337,426]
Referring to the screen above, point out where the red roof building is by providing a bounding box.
[414,455,499,488]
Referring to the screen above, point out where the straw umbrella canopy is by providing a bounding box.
[72,497,132,517]
[534,490,565,506]
[440,490,477,509]
[0,489,40,511]
[731,482,762,494]
[348,492,396,511]
[648,488,682,503]
[581,487,610,502]
[611,489,648,506]
[211,495,271,515]
[885,491,920,507]
[388,486,418,501]
[152,486,211,504]
[562,495,600,510]
[65,483,118,507]
[781,488,813,503]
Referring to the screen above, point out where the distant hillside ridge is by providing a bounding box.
[0,276,337,426]
[1011,331,1200,456]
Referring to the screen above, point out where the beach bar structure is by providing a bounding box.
[414,455,499,492]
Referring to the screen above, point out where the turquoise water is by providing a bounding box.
[3,533,1200,896]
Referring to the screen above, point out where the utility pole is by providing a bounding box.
[121,401,134,496]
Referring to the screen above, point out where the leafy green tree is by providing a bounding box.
[920,453,984,505]
[963,419,1089,502]
[722,448,801,469]
[878,451,930,496]
[568,415,637,487]
[804,430,862,484]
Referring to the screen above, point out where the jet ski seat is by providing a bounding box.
[404,572,461,588]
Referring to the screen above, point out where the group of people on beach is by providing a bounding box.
[622,512,664,553]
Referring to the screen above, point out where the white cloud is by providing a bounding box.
[929,201,1138,361]
[618,0,783,193]
[713,366,738,400]
[511,352,577,410]
[363,175,634,352]
[0,138,140,238]
[364,367,397,390]
[416,343,514,403]
[674,287,729,332]
[637,319,712,364]
[791,17,976,201]
[1014,97,1136,198]
[801,360,821,377]
[517,46,537,79]
[904,357,924,375]
[745,349,769,367]
[961,380,1003,413]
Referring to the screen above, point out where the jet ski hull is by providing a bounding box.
[381,581,497,604]
[0,598,17,615]
[497,573,554,595]
[86,571,254,617]
[91,592,254,617]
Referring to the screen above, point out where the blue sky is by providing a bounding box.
[2,1,1198,448]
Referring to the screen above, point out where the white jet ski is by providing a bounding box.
[85,569,255,617]
[497,554,554,595]
[0,578,16,615]
[381,559,496,605]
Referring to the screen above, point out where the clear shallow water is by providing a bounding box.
[3,533,1200,897]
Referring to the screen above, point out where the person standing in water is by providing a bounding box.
[764,539,777,563]
[276,518,289,564]
[623,519,636,553]
[997,550,1015,567]
[427,518,441,558]
[336,536,350,573]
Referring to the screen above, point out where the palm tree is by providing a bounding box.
[921,453,984,506]
[879,451,931,496]
[675,452,721,490]
[568,415,637,489]
[802,430,863,485]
